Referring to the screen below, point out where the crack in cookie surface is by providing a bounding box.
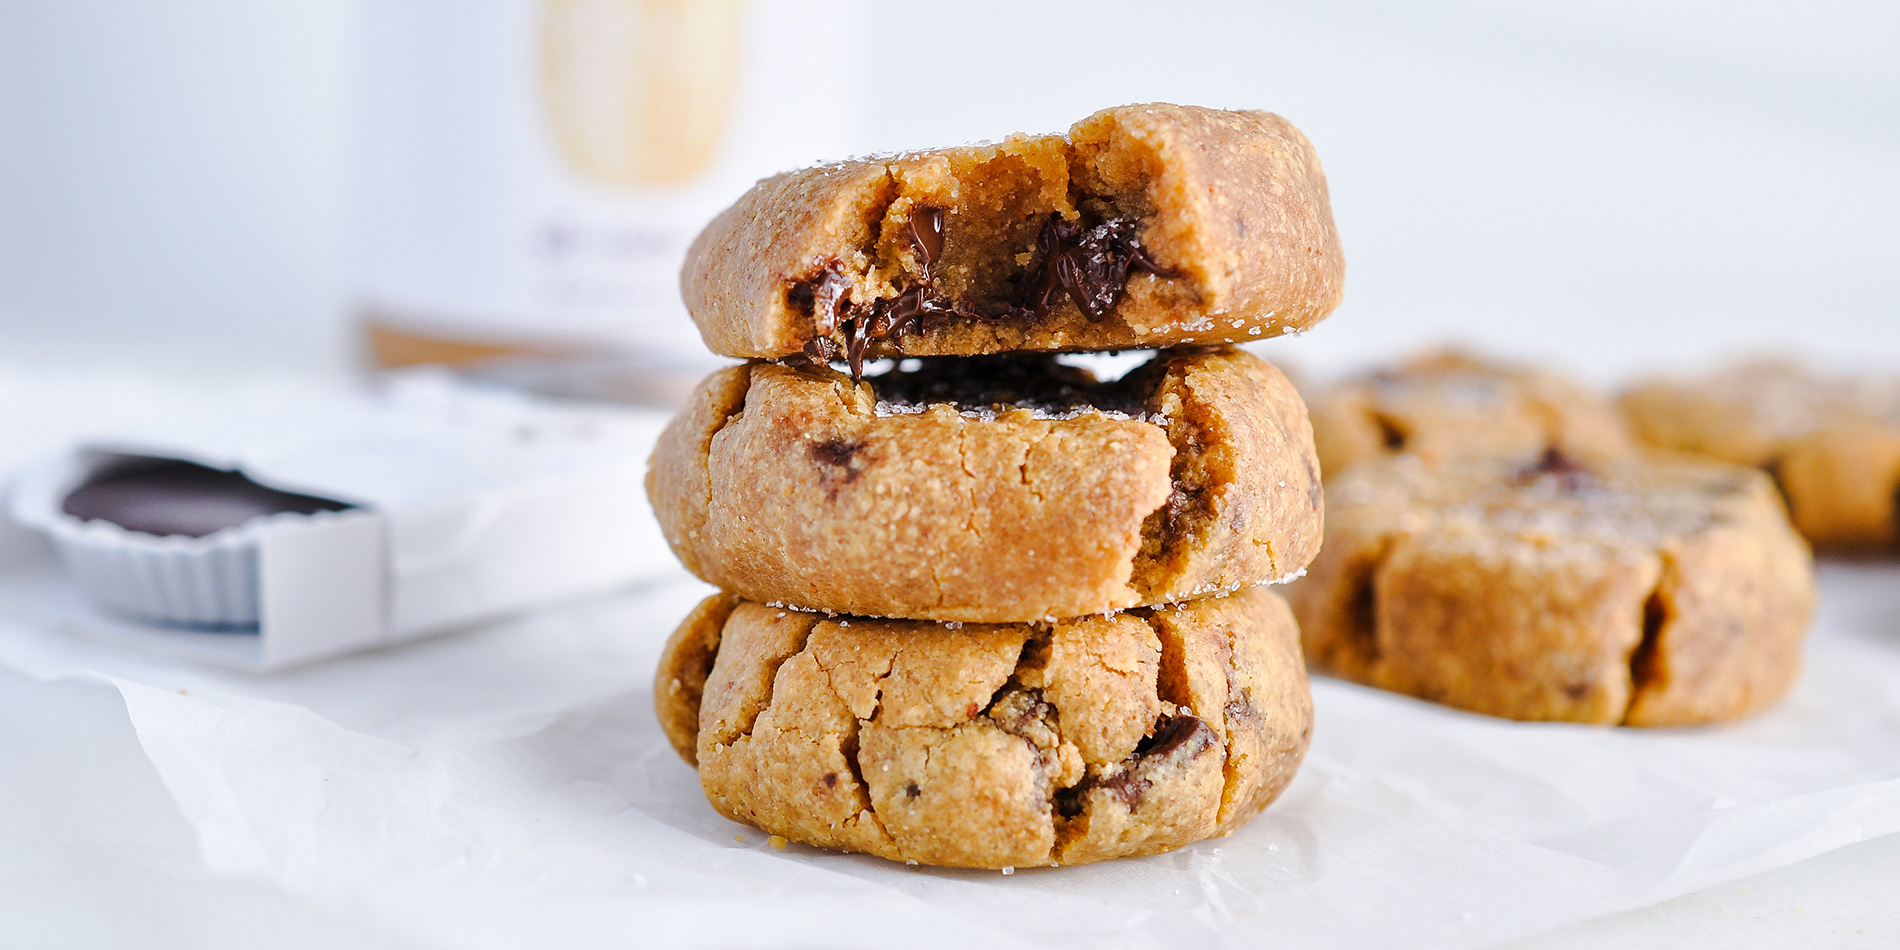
[1129,350,1323,603]
[654,593,740,765]
[1624,589,1668,723]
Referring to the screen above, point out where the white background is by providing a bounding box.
[1,2,1897,947]
[1,1,1895,378]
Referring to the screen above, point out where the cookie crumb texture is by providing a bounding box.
[1308,350,1632,478]
[1289,452,1816,726]
[1619,360,1900,551]
[682,103,1344,362]
[654,587,1312,868]
[645,347,1323,622]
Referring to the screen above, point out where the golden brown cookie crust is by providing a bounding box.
[1288,451,1815,726]
[1619,360,1900,551]
[645,347,1323,622]
[1308,351,1632,478]
[681,103,1344,362]
[652,587,1313,868]
[654,591,739,765]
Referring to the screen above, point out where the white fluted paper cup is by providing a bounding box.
[8,453,351,631]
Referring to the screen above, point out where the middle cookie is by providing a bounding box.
[647,346,1323,622]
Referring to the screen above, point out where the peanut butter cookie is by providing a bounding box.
[1289,450,1814,726]
[1308,351,1631,478]
[681,103,1344,371]
[646,347,1323,622]
[1620,359,1900,551]
[654,586,1312,868]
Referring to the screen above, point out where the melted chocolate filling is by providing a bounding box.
[865,352,1154,418]
[1027,216,1171,322]
[793,206,1172,378]
[1513,446,1599,493]
[1054,714,1216,816]
[63,458,353,538]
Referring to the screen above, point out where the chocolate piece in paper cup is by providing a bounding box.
[0,370,676,670]
[9,452,360,630]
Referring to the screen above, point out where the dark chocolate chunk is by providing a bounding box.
[1138,714,1217,762]
[1054,715,1217,817]
[1514,446,1599,493]
[809,439,869,499]
[1088,767,1151,812]
[788,206,1167,380]
[1373,414,1407,451]
[1027,214,1172,323]
[63,458,353,539]
[809,439,867,471]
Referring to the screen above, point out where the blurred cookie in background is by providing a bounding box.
[1620,359,1900,551]
[1307,350,1632,479]
[1288,449,1815,726]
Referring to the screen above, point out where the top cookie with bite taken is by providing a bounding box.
[681,103,1345,372]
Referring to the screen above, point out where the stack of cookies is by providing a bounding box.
[645,104,1346,868]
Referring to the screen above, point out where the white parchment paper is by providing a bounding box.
[4,366,1899,948]
[1,562,1897,949]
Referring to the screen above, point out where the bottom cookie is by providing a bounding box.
[655,587,1313,869]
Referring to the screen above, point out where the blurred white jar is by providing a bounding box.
[354,0,858,372]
